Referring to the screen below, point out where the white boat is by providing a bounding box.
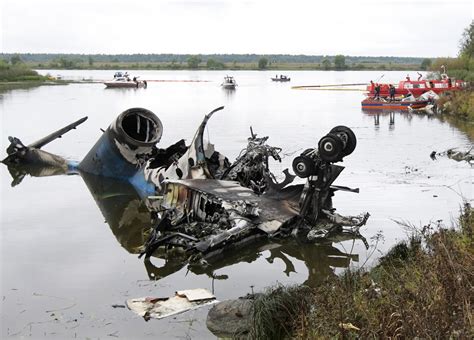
[221,76,237,89]
[104,73,147,88]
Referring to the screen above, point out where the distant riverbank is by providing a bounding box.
[29,61,422,72]
[0,61,73,92]
[2,53,428,72]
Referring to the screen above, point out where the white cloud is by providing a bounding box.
[1,0,472,56]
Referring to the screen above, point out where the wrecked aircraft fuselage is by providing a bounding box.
[2,106,369,265]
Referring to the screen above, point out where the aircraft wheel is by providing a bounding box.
[329,126,357,157]
[292,155,315,178]
[318,133,343,162]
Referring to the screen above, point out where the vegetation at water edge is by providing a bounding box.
[437,90,474,122]
[0,57,47,82]
[248,204,474,339]
[432,21,474,122]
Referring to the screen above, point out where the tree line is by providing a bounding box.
[0,53,425,64]
[1,53,434,72]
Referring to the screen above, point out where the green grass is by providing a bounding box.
[248,204,474,339]
[0,61,47,82]
[437,89,474,122]
[249,285,314,339]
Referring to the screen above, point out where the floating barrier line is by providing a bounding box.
[292,83,368,89]
[89,79,212,83]
[293,88,366,91]
[145,80,211,82]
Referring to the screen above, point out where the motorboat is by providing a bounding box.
[271,75,291,82]
[221,76,237,89]
[104,72,147,88]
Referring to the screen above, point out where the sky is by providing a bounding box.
[1,0,472,57]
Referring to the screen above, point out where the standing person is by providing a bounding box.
[389,84,396,101]
[374,83,381,100]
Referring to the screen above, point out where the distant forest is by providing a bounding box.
[0,53,430,71]
[1,53,425,64]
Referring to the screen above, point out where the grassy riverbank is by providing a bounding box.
[249,204,473,339]
[435,88,474,139]
[0,60,71,92]
[438,89,474,122]
[0,60,47,82]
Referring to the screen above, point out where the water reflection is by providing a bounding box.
[81,173,152,253]
[362,109,398,129]
[81,174,363,286]
[144,237,361,287]
[362,107,474,142]
[3,162,363,287]
[222,87,236,100]
[264,241,359,287]
[82,175,363,286]
[438,114,474,140]
[4,162,73,187]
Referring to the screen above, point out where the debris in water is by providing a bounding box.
[339,322,360,331]
[126,288,217,320]
[430,147,473,164]
[1,106,370,269]
[111,304,126,309]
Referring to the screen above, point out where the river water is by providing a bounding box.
[1,70,472,339]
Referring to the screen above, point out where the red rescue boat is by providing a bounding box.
[366,74,466,98]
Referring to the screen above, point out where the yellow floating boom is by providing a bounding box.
[292,83,368,90]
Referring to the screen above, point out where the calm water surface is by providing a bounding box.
[1,70,472,339]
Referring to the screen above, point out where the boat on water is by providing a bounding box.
[104,72,147,88]
[221,76,237,89]
[361,97,429,110]
[271,75,291,82]
[366,72,466,98]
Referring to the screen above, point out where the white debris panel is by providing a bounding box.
[126,288,218,320]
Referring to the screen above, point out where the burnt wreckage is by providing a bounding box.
[2,106,369,264]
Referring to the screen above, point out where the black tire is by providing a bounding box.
[318,133,343,162]
[329,125,357,157]
[292,155,315,178]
